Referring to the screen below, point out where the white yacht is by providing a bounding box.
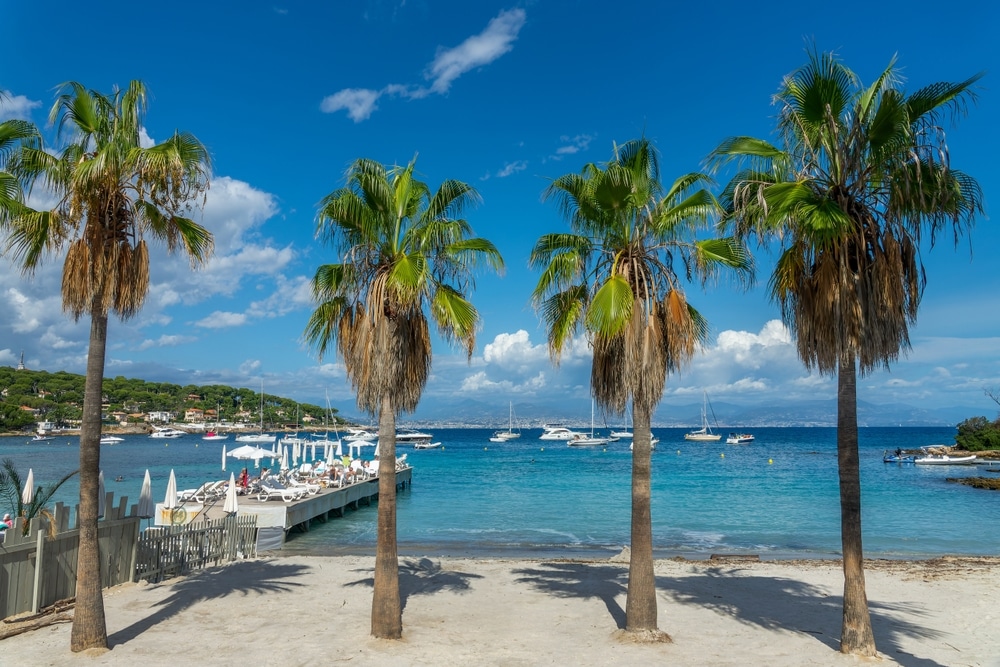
[150,427,186,439]
[396,429,433,443]
[539,425,583,441]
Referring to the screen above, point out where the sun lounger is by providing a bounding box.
[178,480,226,503]
[257,480,305,502]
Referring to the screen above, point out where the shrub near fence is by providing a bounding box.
[0,493,258,620]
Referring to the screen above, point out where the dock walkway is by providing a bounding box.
[156,466,412,550]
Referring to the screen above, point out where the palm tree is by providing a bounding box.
[0,458,78,536]
[708,50,984,656]
[304,156,503,639]
[530,138,752,637]
[0,81,213,652]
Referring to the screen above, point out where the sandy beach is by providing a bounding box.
[4,554,999,666]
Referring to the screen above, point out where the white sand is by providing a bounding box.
[5,555,999,666]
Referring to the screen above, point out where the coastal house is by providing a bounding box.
[110,410,129,425]
[184,408,205,422]
[147,411,174,423]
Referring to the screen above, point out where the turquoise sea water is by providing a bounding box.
[3,427,998,560]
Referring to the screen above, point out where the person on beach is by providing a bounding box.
[2,513,12,529]
[239,468,249,491]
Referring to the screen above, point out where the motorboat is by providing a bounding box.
[490,402,521,442]
[726,433,755,445]
[396,429,433,443]
[100,435,125,445]
[150,427,186,439]
[539,425,583,441]
[344,428,377,442]
[28,434,55,442]
[630,437,659,451]
[914,454,977,465]
[236,432,277,443]
[684,392,721,442]
[610,406,634,439]
[413,441,442,450]
[883,449,916,463]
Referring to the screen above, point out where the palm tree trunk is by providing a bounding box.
[371,393,401,639]
[837,355,876,656]
[71,308,109,652]
[625,401,658,632]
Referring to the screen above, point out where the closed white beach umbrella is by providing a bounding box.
[373,440,380,459]
[280,446,288,471]
[164,469,178,509]
[311,441,316,461]
[137,470,154,518]
[223,472,238,514]
[335,439,343,457]
[222,444,227,472]
[21,468,34,504]
[325,444,335,466]
[292,441,300,464]
[98,471,106,518]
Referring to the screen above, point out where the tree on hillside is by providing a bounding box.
[530,138,752,638]
[709,50,984,656]
[0,81,213,652]
[304,157,503,639]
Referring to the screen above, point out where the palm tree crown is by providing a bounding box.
[531,138,752,413]
[305,157,504,414]
[6,80,213,319]
[709,50,984,374]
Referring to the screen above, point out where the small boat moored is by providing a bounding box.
[726,433,755,445]
[914,454,977,465]
[413,441,442,450]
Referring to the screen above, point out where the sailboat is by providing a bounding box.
[568,400,615,447]
[610,405,634,439]
[203,402,229,440]
[684,391,721,441]
[237,379,276,443]
[489,402,521,442]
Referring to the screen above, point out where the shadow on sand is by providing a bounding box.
[512,561,948,667]
[109,559,311,648]
[345,557,483,611]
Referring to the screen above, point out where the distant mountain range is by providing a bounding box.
[330,396,984,429]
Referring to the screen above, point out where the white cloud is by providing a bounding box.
[496,160,528,178]
[320,8,526,121]
[136,334,197,351]
[319,88,382,123]
[549,134,594,160]
[194,311,248,329]
[0,90,41,121]
[426,8,526,94]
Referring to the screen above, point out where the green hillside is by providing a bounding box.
[0,366,338,432]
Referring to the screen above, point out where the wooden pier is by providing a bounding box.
[160,466,413,550]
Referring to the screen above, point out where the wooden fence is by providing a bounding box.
[134,515,258,584]
[1,493,258,620]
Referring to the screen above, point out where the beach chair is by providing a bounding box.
[286,476,321,495]
[257,479,305,502]
[179,480,225,503]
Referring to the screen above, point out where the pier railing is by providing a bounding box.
[0,493,257,620]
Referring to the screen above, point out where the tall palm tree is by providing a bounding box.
[0,81,213,652]
[530,138,752,637]
[708,50,984,656]
[304,157,503,639]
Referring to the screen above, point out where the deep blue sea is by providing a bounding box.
[3,427,998,560]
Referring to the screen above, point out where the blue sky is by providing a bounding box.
[2,1,998,424]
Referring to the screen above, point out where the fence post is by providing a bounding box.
[31,526,45,613]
